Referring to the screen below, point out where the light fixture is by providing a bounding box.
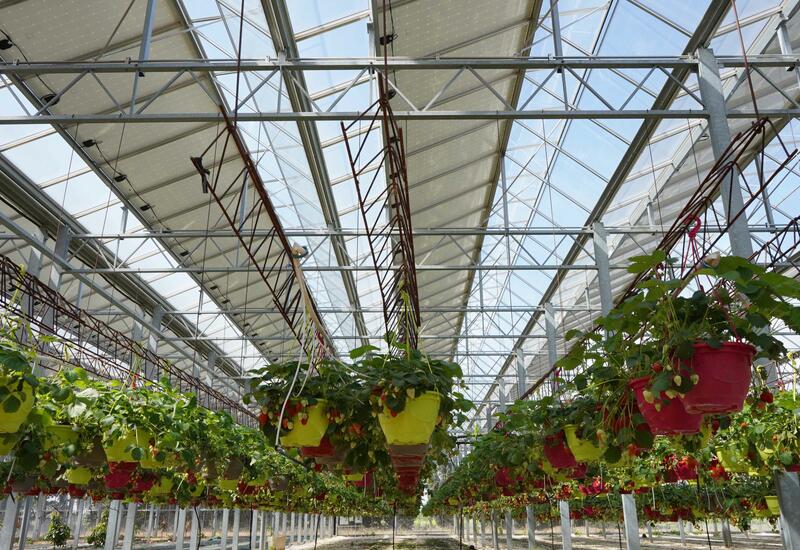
[113,174,127,183]
[40,93,59,106]
[290,243,308,259]
[0,38,13,50]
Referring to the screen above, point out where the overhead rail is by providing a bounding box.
[190,109,334,361]
[0,254,257,426]
[2,56,800,124]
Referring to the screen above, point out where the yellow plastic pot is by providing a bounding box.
[0,434,18,455]
[0,382,34,434]
[563,424,605,462]
[279,400,329,448]
[343,472,364,482]
[217,478,239,491]
[378,392,441,446]
[149,477,174,496]
[103,429,153,463]
[717,447,750,474]
[765,496,780,516]
[65,467,92,486]
[44,425,79,450]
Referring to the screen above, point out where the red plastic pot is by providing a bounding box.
[105,462,137,490]
[299,436,336,458]
[630,377,703,435]
[543,433,578,469]
[679,342,755,414]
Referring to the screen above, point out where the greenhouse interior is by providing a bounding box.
[1,0,800,549]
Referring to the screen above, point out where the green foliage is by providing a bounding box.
[45,514,71,549]
[86,510,107,548]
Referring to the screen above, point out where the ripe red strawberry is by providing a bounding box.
[258,412,268,426]
[760,390,774,404]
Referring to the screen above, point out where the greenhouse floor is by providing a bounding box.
[281,531,785,549]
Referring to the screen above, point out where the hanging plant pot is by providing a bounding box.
[75,437,106,468]
[716,447,750,474]
[222,457,244,480]
[629,377,702,435]
[44,425,79,449]
[378,392,441,446]
[65,467,93,486]
[131,474,156,494]
[216,478,239,491]
[765,496,780,516]
[543,432,578,469]
[11,476,36,493]
[0,380,34,434]
[279,400,329,448]
[563,425,605,462]
[680,342,755,414]
[299,436,336,458]
[0,434,18,456]
[269,476,288,492]
[104,461,137,490]
[103,429,153,464]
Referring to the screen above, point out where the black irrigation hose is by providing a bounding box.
[616,521,623,550]
[192,507,202,550]
[313,512,321,550]
[695,477,713,550]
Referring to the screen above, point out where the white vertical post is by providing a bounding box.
[17,496,33,550]
[30,497,45,541]
[480,519,486,547]
[472,517,478,546]
[678,519,686,546]
[259,512,267,550]
[220,509,230,550]
[249,511,257,550]
[558,501,572,550]
[231,510,240,550]
[72,499,85,550]
[0,495,20,550]
[189,510,199,550]
[104,501,122,550]
[121,503,136,550]
[175,509,187,550]
[526,505,536,550]
[776,471,800,550]
[621,494,640,550]
[505,512,513,548]
[491,511,500,550]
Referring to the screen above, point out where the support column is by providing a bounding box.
[0,496,20,550]
[491,511,500,550]
[103,501,122,550]
[678,519,686,546]
[175,508,187,550]
[545,302,558,395]
[505,512,513,549]
[16,497,33,550]
[558,501,572,550]
[189,510,199,550]
[696,47,753,258]
[259,512,267,550]
[220,509,230,550]
[776,469,800,549]
[30,497,46,541]
[721,519,733,548]
[72,499,85,550]
[621,494,640,550]
[231,510,240,550]
[480,518,486,547]
[249,511,257,550]
[121,503,136,550]
[526,505,536,550]
[472,517,478,547]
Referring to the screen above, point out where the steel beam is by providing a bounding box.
[2,109,797,124]
[696,47,753,258]
[0,56,795,73]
